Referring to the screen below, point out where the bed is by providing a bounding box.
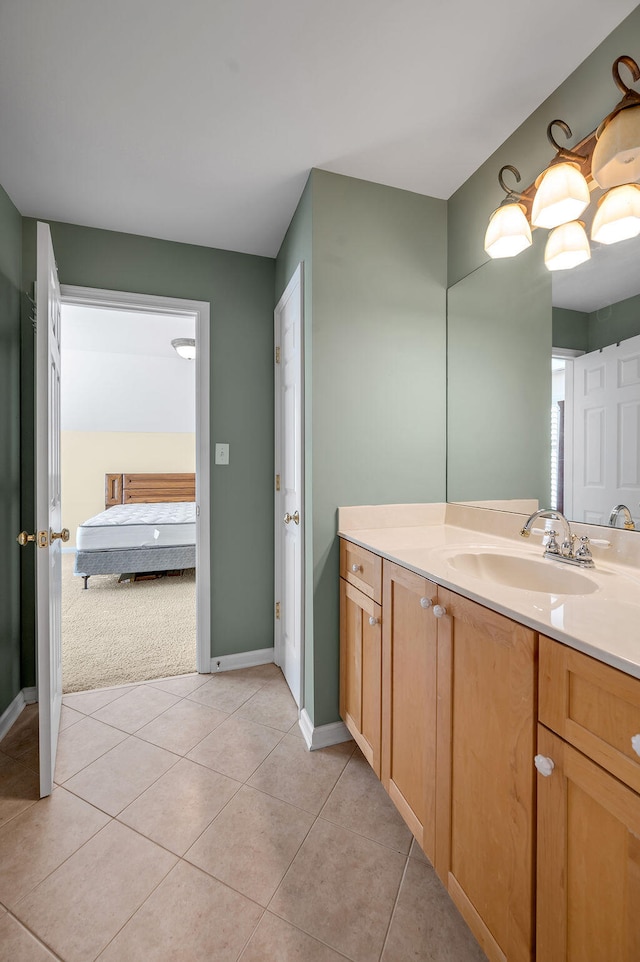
[74,473,196,588]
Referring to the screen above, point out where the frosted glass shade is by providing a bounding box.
[592,105,640,189]
[591,184,640,244]
[531,162,590,229]
[544,221,591,272]
[171,337,196,359]
[484,203,532,259]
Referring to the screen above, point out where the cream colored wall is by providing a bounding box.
[62,431,196,546]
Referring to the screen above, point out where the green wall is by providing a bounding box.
[20,219,276,685]
[0,185,22,716]
[277,169,447,726]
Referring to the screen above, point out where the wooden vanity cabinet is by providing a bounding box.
[536,636,640,961]
[339,578,382,774]
[436,588,537,962]
[381,559,439,861]
[339,541,383,775]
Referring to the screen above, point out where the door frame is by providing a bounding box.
[274,263,305,708]
[60,285,211,674]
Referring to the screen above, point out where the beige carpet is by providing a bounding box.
[61,553,196,693]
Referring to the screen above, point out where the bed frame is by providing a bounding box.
[75,473,197,588]
[105,473,196,508]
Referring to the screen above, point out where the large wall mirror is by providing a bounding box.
[447,232,640,532]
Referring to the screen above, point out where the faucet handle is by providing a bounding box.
[545,530,560,554]
[574,535,592,561]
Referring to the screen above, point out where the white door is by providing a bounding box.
[570,334,640,526]
[36,222,64,797]
[274,264,304,706]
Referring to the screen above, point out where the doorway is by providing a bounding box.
[60,286,211,688]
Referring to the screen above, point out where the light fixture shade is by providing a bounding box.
[531,162,590,229]
[544,221,591,272]
[171,337,196,360]
[484,202,532,259]
[592,105,640,189]
[591,184,640,244]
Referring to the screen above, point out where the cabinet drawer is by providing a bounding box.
[539,635,640,794]
[340,539,382,603]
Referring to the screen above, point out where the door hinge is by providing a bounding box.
[275,601,281,620]
[275,474,281,491]
[275,346,281,364]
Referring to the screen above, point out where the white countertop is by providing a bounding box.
[338,503,640,680]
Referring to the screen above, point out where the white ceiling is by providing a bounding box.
[0,1,637,258]
[61,305,195,358]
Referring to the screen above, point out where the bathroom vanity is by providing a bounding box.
[339,503,640,962]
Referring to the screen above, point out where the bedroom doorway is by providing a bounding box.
[58,286,211,692]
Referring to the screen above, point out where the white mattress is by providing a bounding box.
[76,502,196,552]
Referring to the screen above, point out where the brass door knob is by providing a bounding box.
[283,511,300,525]
[50,528,70,543]
[17,530,49,548]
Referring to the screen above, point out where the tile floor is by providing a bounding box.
[0,666,487,962]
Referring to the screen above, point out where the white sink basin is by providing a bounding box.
[447,552,599,595]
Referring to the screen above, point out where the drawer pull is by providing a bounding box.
[631,734,640,757]
[420,597,433,609]
[368,616,380,627]
[433,604,447,618]
[534,754,555,777]
[351,563,361,573]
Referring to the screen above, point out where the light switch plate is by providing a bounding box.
[215,443,230,465]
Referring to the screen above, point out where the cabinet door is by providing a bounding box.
[436,588,536,962]
[381,560,438,860]
[339,578,382,775]
[537,725,640,962]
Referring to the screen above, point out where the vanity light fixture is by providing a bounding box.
[485,55,640,270]
[171,337,196,360]
[483,165,532,258]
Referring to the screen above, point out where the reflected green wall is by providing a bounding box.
[553,293,640,353]
[588,292,640,351]
[20,218,275,686]
[277,169,447,726]
[552,308,589,352]
[447,242,551,504]
[0,186,22,716]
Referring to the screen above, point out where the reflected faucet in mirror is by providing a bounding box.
[520,508,595,568]
[609,504,636,529]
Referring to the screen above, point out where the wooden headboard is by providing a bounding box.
[105,473,196,508]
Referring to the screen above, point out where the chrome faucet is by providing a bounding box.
[520,508,595,568]
[608,504,636,530]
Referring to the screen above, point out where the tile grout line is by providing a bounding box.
[2,902,67,962]
[377,849,412,962]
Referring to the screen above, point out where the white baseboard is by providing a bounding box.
[299,708,352,751]
[209,647,274,673]
[0,686,38,743]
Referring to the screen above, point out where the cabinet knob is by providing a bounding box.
[368,616,379,627]
[420,597,433,609]
[534,754,555,777]
[433,604,447,618]
[351,563,361,573]
[632,734,640,757]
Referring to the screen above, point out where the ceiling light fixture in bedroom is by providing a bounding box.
[171,337,196,360]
